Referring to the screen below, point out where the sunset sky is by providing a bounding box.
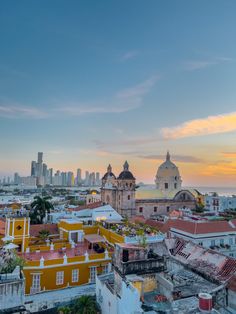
[0,1,236,186]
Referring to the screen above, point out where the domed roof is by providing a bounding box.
[156,152,180,178]
[118,161,135,180]
[102,164,116,180]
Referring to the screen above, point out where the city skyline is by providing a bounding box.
[0,1,236,186]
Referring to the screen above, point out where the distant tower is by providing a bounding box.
[155,151,182,196]
[101,164,117,209]
[117,161,136,217]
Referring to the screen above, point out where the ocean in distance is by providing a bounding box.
[137,184,236,196]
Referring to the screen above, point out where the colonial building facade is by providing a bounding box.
[101,162,136,217]
[101,153,200,218]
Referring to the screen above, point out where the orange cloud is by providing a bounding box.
[161,112,236,139]
[222,152,236,158]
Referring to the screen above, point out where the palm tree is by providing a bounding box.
[72,295,98,314]
[38,229,50,241]
[30,196,53,224]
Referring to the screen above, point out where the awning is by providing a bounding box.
[84,234,105,243]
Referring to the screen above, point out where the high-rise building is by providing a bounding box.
[37,152,43,164]
[48,168,53,185]
[89,172,96,186]
[14,172,20,185]
[31,161,37,176]
[67,172,74,186]
[95,172,100,186]
[61,172,67,186]
[85,171,90,186]
[76,168,82,186]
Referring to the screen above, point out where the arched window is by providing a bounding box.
[128,195,130,200]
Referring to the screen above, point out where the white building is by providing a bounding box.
[0,266,25,312]
[205,193,236,212]
[154,218,236,258]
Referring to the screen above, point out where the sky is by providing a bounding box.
[0,0,236,186]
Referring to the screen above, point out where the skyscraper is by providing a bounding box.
[76,168,82,186]
[31,161,37,176]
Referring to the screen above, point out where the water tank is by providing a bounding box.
[198,293,213,312]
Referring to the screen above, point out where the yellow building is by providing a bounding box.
[1,217,125,295]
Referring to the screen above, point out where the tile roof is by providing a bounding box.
[166,237,236,283]
[227,275,236,292]
[146,218,236,235]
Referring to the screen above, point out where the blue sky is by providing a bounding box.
[0,1,236,185]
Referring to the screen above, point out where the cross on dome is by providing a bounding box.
[166,151,170,161]
[123,161,129,171]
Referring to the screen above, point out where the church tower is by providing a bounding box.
[101,164,117,209]
[116,161,136,217]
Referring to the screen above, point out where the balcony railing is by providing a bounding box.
[124,234,165,244]
[118,257,165,275]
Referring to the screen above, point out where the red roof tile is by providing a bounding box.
[146,219,236,235]
[227,275,236,292]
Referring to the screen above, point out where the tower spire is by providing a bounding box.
[123,161,129,171]
[166,151,170,161]
[107,164,112,173]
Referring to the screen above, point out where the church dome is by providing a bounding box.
[155,152,182,193]
[118,161,135,180]
[102,164,116,180]
[156,151,180,178]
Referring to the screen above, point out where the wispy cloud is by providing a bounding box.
[161,112,236,140]
[120,50,139,62]
[138,154,203,163]
[116,76,159,100]
[57,76,159,116]
[57,102,140,115]
[0,105,47,119]
[182,56,232,71]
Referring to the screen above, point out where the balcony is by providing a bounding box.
[118,257,165,276]
[124,234,165,244]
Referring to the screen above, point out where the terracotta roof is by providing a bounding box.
[167,237,236,283]
[145,219,236,235]
[30,224,59,237]
[129,216,146,224]
[227,275,236,292]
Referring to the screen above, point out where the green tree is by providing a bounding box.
[72,295,98,314]
[30,196,53,224]
[1,254,25,274]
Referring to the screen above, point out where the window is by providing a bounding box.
[211,240,215,247]
[90,266,97,283]
[154,207,157,212]
[139,207,143,213]
[165,183,168,189]
[103,264,109,274]
[31,274,41,294]
[229,238,233,245]
[166,206,170,212]
[56,271,64,285]
[199,242,203,246]
[220,239,224,245]
[72,269,79,283]
[128,195,130,200]
[174,183,177,189]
